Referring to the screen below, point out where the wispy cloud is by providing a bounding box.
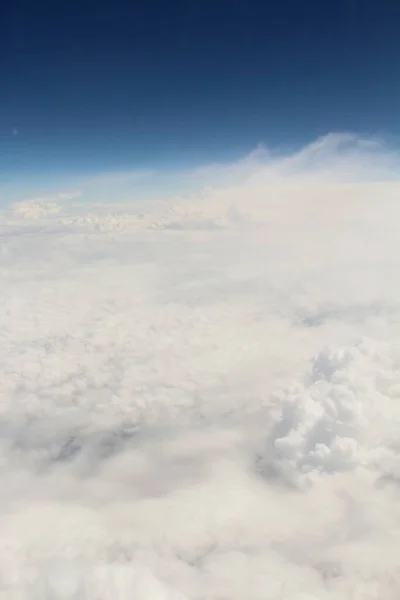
[24,190,83,203]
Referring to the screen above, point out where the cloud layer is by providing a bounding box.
[1,133,400,598]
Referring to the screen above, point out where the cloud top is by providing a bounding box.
[1,133,400,598]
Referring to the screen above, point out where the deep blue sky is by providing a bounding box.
[1,0,400,181]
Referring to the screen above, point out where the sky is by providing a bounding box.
[3,2,400,599]
[1,0,400,202]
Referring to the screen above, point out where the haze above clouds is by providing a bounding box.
[2,134,400,599]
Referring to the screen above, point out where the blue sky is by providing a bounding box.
[1,0,400,202]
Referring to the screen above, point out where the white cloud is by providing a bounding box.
[9,191,83,220]
[260,339,400,488]
[1,133,400,598]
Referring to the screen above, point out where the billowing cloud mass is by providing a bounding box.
[2,133,400,598]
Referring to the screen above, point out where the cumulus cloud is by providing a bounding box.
[260,339,400,488]
[1,133,400,598]
[9,190,82,220]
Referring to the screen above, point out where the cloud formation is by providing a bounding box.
[1,133,400,598]
[10,191,82,220]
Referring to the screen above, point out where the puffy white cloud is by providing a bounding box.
[10,199,63,219]
[1,133,400,598]
[261,339,400,488]
[9,191,82,220]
